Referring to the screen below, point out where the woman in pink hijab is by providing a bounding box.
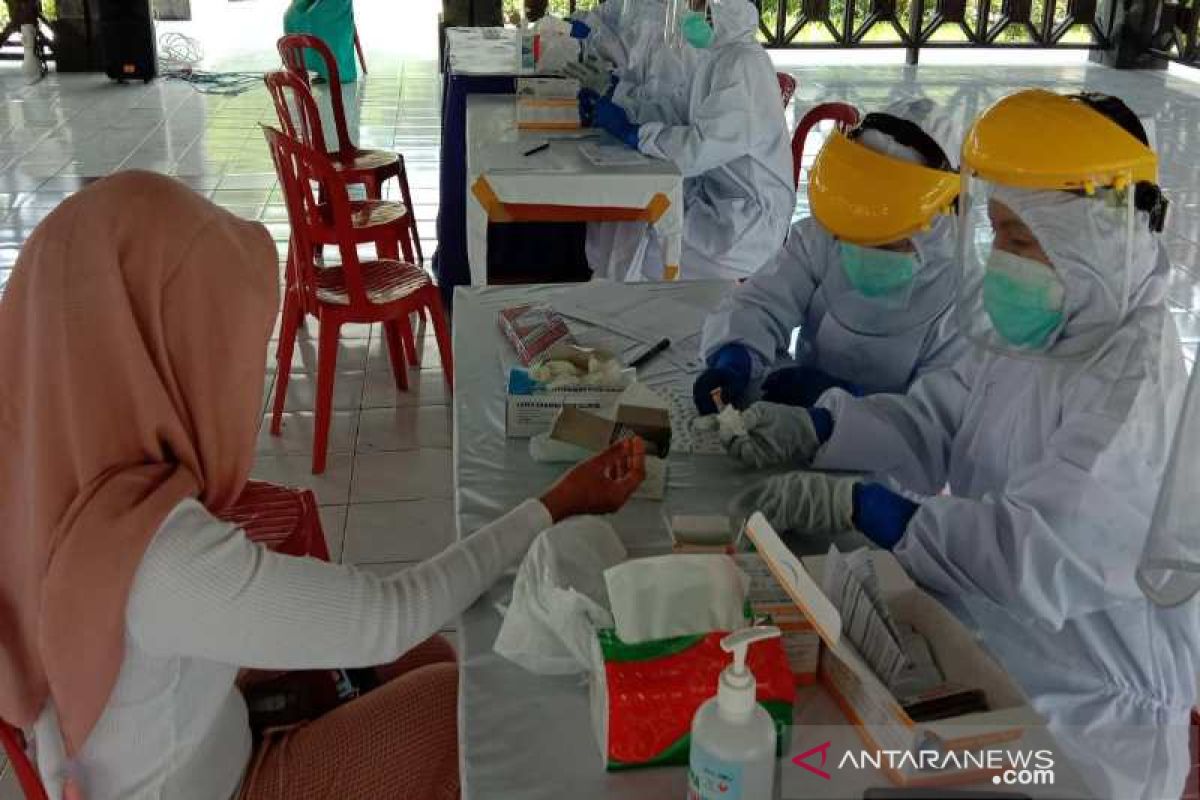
[0,171,645,800]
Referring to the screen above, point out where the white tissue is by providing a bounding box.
[494,517,627,674]
[603,554,749,644]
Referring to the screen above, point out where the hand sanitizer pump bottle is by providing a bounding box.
[687,626,781,800]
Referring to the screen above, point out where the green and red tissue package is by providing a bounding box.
[590,629,795,770]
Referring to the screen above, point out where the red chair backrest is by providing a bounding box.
[791,101,861,190]
[220,480,330,561]
[264,69,330,156]
[1,720,50,800]
[776,72,797,109]
[277,34,355,159]
[263,123,377,315]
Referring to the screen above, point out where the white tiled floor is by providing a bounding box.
[3,6,1200,792]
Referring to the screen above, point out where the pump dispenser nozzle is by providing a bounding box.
[717,626,781,720]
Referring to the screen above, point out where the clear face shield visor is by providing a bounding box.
[664,0,712,49]
[955,170,1135,360]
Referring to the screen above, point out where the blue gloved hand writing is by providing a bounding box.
[693,344,752,414]
[594,97,639,150]
[851,482,918,550]
[569,19,592,39]
[761,366,862,408]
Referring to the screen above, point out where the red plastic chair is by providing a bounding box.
[263,124,453,474]
[220,480,331,561]
[264,69,425,370]
[791,101,861,190]
[277,34,423,268]
[776,72,797,110]
[0,720,48,800]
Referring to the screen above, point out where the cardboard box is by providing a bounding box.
[548,403,670,500]
[504,368,626,439]
[516,77,581,130]
[743,513,1041,787]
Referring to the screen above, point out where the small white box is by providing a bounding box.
[504,373,625,438]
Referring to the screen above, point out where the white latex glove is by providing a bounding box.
[730,472,858,539]
[721,402,821,469]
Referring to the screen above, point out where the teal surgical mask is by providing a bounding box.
[681,11,714,48]
[982,248,1066,349]
[838,241,916,300]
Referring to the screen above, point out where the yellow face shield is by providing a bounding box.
[962,89,1158,192]
[808,131,960,247]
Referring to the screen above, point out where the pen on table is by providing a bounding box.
[630,337,671,369]
[523,142,550,156]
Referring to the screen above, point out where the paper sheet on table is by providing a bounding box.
[821,546,911,687]
[480,141,567,172]
[551,282,708,373]
[578,141,655,167]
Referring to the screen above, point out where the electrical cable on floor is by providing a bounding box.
[157,30,265,96]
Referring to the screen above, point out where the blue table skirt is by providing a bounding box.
[432,72,590,310]
[432,73,515,308]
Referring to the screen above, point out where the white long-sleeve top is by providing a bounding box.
[32,496,552,800]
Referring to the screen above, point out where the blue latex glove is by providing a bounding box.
[605,72,619,98]
[693,344,752,414]
[569,19,592,39]
[578,88,599,127]
[761,366,862,408]
[852,482,918,550]
[594,97,639,150]
[808,407,833,443]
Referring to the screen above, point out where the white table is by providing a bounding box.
[465,95,684,287]
[450,282,1087,800]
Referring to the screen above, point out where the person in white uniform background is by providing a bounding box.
[721,90,1193,799]
[694,98,966,413]
[583,0,793,282]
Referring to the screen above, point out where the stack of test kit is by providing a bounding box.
[515,77,581,130]
[744,514,1041,787]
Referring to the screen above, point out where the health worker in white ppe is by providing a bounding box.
[695,98,967,413]
[723,90,1192,799]
[582,0,793,282]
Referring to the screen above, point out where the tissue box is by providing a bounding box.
[743,514,1041,787]
[516,77,581,130]
[505,368,628,438]
[589,629,794,770]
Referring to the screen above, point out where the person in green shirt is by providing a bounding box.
[283,0,358,83]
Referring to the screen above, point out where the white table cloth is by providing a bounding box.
[465,95,684,287]
[450,281,1086,800]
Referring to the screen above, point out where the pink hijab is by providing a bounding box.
[0,171,279,755]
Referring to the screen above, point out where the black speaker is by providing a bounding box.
[97,0,157,83]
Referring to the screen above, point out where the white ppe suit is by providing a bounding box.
[586,0,793,282]
[810,190,1196,798]
[699,98,967,390]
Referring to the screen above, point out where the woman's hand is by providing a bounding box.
[540,437,646,523]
